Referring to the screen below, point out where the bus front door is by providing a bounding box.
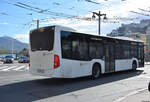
[105,44,115,73]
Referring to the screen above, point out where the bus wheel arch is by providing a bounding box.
[132,60,137,70]
[91,63,101,79]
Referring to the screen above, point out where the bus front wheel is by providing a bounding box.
[92,64,101,79]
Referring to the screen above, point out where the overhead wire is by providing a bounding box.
[0,0,143,28]
[138,8,150,13]
[14,2,76,18]
[130,11,150,17]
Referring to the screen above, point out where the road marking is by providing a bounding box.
[113,88,147,102]
[1,66,17,71]
[0,66,8,69]
[0,65,28,72]
[24,67,29,71]
[138,75,150,79]
[13,65,26,71]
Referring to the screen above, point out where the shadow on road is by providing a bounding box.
[0,70,144,102]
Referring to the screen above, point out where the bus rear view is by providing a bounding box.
[29,25,144,79]
[29,26,60,77]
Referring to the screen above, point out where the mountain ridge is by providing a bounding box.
[108,19,150,36]
[0,36,29,51]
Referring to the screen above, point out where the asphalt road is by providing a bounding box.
[0,62,150,102]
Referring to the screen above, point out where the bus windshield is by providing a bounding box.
[30,27,54,51]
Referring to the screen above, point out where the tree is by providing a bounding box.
[19,48,29,56]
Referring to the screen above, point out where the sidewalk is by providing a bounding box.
[145,62,150,65]
[121,89,150,102]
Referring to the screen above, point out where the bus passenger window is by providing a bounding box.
[61,40,72,59]
[72,40,80,60]
[79,41,88,60]
[96,43,103,59]
[89,42,96,59]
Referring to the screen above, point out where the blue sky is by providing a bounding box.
[0,0,150,43]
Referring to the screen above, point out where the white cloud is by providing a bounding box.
[0,22,9,25]
[100,0,150,18]
[33,0,150,35]
[14,34,29,43]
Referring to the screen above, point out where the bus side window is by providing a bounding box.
[123,45,130,59]
[138,47,141,58]
[130,46,134,58]
[72,40,88,60]
[130,45,138,58]
[134,46,138,58]
[115,44,121,59]
[140,46,144,59]
[96,43,103,59]
[89,42,96,59]
[61,39,72,59]
[79,41,88,60]
[72,40,80,60]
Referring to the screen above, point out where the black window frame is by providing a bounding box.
[61,31,89,61]
[61,30,144,61]
[30,26,54,51]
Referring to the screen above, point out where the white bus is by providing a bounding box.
[29,25,144,79]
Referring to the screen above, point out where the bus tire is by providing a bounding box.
[148,82,150,92]
[132,61,137,70]
[92,64,101,79]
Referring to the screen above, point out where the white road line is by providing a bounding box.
[13,66,25,71]
[25,67,29,70]
[138,75,150,79]
[113,88,147,102]
[0,66,9,69]
[1,66,17,71]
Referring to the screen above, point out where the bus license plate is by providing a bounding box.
[37,69,44,73]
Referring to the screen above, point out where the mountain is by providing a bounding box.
[0,36,28,51]
[107,19,150,37]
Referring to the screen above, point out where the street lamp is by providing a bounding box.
[92,11,107,35]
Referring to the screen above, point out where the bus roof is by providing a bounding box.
[56,25,143,43]
[30,25,143,43]
[30,25,76,33]
[112,36,143,42]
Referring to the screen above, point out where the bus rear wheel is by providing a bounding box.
[132,61,137,70]
[92,64,101,79]
[148,82,150,92]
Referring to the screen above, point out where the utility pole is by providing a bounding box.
[92,11,107,35]
[37,20,39,29]
[11,38,14,56]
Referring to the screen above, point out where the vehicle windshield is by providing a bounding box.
[20,56,28,59]
[5,56,13,58]
[30,27,54,51]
